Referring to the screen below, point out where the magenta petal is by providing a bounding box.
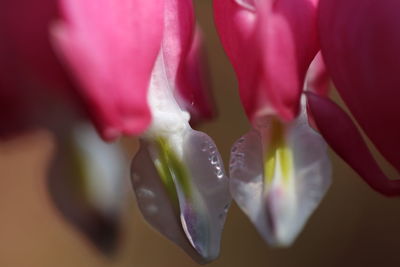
[163,0,195,83]
[52,0,164,140]
[213,0,319,123]
[213,0,263,122]
[176,28,216,123]
[162,0,214,122]
[319,0,400,172]
[256,0,319,121]
[0,0,68,89]
[307,93,400,196]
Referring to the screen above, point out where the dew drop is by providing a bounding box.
[146,204,158,215]
[216,168,224,179]
[210,155,218,165]
[218,203,230,223]
[201,141,209,152]
[137,187,155,199]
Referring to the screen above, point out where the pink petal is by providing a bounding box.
[319,0,400,172]
[305,52,331,130]
[162,0,195,84]
[213,0,319,123]
[162,0,215,122]
[306,52,330,96]
[176,28,216,124]
[52,0,164,140]
[307,92,400,196]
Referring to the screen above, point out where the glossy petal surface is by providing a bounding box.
[319,0,400,172]
[230,103,331,246]
[52,0,164,140]
[131,129,230,263]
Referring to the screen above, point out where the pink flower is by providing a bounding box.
[130,0,230,263]
[307,0,400,196]
[214,0,331,246]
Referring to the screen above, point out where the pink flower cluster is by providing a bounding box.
[1,0,399,263]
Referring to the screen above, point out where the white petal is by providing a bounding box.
[71,123,126,216]
[131,129,231,263]
[230,108,331,246]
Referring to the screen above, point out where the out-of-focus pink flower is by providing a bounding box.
[0,0,164,254]
[1,0,215,141]
[0,0,68,137]
[1,0,165,141]
[213,0,319,123]
[307,0,400,196]
[52,0,164,140]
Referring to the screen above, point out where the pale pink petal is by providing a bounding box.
[307,92,400,196]
[319,0,400,172]
[306,52,330,96]
[52,0,164,140]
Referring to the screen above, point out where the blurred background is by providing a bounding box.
[1,1,400,266]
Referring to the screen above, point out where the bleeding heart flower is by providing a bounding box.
[0,0,135,254]
[214,0,331,246]
[131,0,230,263]
[2,0,226,262]
[307,0,400,196]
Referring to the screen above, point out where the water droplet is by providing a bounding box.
[201,141,209,152]
[146,204,158,215]
[218,203,230,222]
[216,168,224,179]
[137,188,155,199]
[210,155,218,165]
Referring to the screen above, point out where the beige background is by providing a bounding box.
[1,1,400,266]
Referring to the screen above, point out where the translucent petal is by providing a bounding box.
[230,109,331,246]
[48,123,125,254]
[131,129,230,263]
